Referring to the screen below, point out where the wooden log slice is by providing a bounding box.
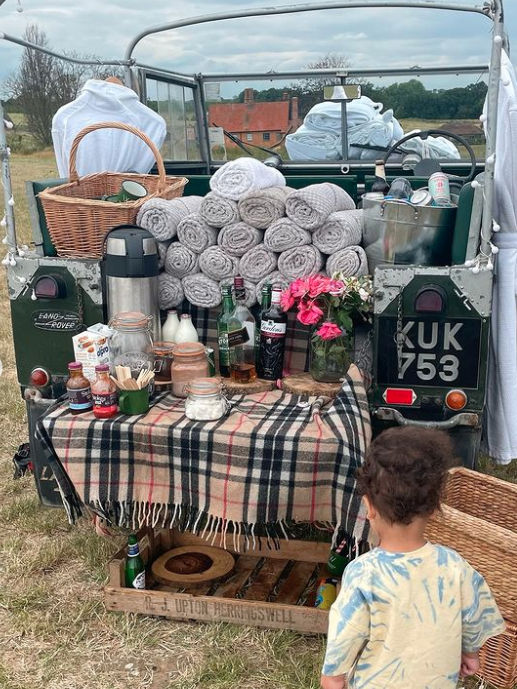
[282,372,342,397]
[222,378,276,396]
[152,545,235,587]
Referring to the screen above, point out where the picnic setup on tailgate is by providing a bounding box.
[2,1,517,687]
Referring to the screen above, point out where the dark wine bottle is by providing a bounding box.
[372,159,390,196]
[257,288,287,381]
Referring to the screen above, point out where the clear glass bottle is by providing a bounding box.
[257,288,287,381]
[228,276,257,384]
[109,311,154,376]
[185,378,228,421]
[217,285,235,378]
[66,362,93,415]
[162,309,180,343]
[175,314,199,344]
[91,363,118,419]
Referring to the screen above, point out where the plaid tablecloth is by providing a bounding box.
[37,364,371,545]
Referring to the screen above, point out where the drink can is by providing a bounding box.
[410,188,433,206]
[314,578,338,610]
[429,172,451,206]
[363,191,385,201]
[205,347,216,377]
[386,177,412,200]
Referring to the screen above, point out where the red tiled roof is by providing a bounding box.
[209,101,290,133]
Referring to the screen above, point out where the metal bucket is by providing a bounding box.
[362,198,457,272]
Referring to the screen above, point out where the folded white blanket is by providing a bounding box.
[158,272,184,310]
[210,157,286,201]
[312,210,364,254]
[238,186,292,229]
[164,242,199,279]
[304,97,383,133]
[285,124,341,162]
[278,245,324,281]
[182,273,221,308]
[263,218,312,253]
[255,271,290,302]
[199,246,240,281]
[217,222,263,257]
[326,245,369,277]
[177,213,218,254]
[285,183,355,230]
[201,192,240,228]
[220,277,257,308]
[137,196,203,242]
[239,244,278,282]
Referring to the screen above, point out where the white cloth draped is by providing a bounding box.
[482,50,517,464]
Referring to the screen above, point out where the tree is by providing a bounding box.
[4,24,117,147]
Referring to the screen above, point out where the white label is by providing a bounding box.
[261,320,287,337]
[132,571,146,589]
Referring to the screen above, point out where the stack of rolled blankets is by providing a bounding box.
[136,157,368,310]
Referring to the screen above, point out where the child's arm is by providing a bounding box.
[460,564,506,658]
[320,673,347,689]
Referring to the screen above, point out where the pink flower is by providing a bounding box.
[307,274,331,298]
[297,300,324,326]
[290,278,310,299]
[328,279,345,296]
[316,321,343,340]
[280,288,295,311]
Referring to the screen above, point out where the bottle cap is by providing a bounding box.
[95,364,109,372]
[234,276,244,289]
[68,362,83,370]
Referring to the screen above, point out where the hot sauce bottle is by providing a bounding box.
[91,363,118,419]
[67,362,93,415]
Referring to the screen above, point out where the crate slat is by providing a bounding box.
[214,555,260,599]
[275,561,318,605]
[243,559,289,601]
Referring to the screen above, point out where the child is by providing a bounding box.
[321,427,505,689]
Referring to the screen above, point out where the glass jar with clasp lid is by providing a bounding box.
[171,342,209,398]
[185,378,229,421]
[109,311,154,377]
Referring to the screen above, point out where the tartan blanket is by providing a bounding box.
[37,364,371,546]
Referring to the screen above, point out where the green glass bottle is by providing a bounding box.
[217,285,235,378]
[125,534,146,589]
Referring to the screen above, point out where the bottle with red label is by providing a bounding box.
[257,287,287,381]
[67,362,93,415]
[91,363,118,418]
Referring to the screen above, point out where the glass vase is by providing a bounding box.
[309,324,351,383]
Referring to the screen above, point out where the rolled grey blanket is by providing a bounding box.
[238,186,292,229]
[217,222,262,257]
[164,242,199,279]
[255,271,290,302]
[182,273,221,308]
[199,246,240,281]
[239,244,278,282]
[201,192,240,228]
[177,213,218,254]
[264,218,312,252]
[157,240,171,270]
[158,272,184,310]
[220,277,257,308]
[285,183,355,230]
[326,245,369,277]
[312,209,364,254]
[278,245,324,281]
[137,196,203,242]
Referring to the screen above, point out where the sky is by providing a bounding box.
[0,0,515,95]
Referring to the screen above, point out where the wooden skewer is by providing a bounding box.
[110,375,123,390]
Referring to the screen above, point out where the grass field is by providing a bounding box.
[0,128,511,688]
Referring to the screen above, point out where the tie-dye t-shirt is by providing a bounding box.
[322,543,505,688]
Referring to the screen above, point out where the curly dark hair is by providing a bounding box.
[356,427,455,525]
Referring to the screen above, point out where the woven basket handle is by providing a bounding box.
[68,121,167,190]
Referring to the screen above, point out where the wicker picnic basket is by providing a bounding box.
[39,121,188,259]
[425,467,517,688]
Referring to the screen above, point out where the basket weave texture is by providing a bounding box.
[425,467,517,688]
[39,121,188,258]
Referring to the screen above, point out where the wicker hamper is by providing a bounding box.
[425,468,517,688]
[39,121,188,258]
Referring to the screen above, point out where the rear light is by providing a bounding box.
[383,388,416,405]
[414,286,446,313]
[445,389,467,410]
[29,367,50,387]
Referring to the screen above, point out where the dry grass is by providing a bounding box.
[0,144,510,689]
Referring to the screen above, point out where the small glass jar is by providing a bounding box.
[171,342,209,398]
[152,341,174,382]
[185,378,228,421]
[109,311,154,376]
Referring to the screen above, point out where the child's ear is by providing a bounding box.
[362,495,376,521]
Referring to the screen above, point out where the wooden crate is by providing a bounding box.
[105,528,332,634]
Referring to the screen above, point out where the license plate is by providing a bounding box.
[376,317,482,389]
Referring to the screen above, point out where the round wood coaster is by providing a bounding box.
[222,378,276,395]
[282,372,342,397]
[151,545,235,587]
